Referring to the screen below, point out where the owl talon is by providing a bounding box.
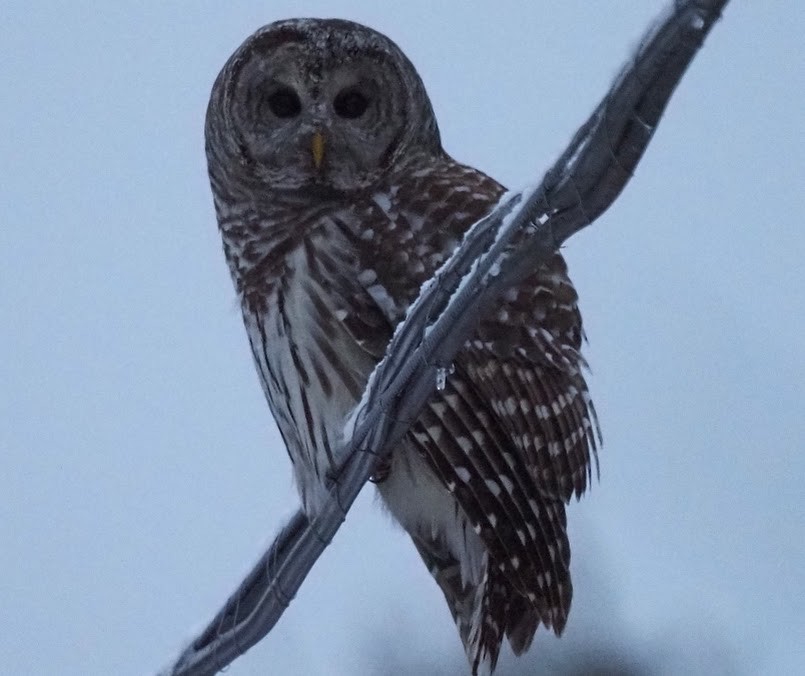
[369,458,391,484]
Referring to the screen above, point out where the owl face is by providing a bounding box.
[210,19,443,194]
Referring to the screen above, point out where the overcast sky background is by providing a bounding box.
[2,2,803,675]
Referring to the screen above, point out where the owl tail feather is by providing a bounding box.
[412,537,540,675]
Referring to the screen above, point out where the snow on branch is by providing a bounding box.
[163,2,729,674]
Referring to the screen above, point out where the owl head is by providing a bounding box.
[206,18,443,196]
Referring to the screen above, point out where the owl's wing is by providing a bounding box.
[343,164,598,666]
[403,253,598,669]
[466,252,600,503]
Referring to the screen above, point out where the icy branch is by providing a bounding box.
[164,2,729,674]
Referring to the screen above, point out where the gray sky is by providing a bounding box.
[2,2,803,675]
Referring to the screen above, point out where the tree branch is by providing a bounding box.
[163,2,729,674]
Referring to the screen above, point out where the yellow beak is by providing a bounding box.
[311,131,325,170]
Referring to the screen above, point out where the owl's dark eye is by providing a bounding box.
[266,87,301,118]
[333,88,369,119]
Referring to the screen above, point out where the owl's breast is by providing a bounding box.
[239,224,393,513]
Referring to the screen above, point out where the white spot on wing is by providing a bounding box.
[431,401,447,416]
[485,479,501,496]
[504,396,517,416]
[357,268,377,285]
[457,436,474,453]
[366,283,398,321]
[372,192,392,212]
[455,466,472,483]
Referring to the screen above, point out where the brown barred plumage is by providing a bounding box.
[206,18,599,674]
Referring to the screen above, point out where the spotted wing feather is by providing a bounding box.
[351,159,600,670]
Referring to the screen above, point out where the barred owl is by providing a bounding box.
[206,18,598,675]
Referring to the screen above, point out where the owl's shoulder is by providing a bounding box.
[387,155,505,226]
[335,157,505,320]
